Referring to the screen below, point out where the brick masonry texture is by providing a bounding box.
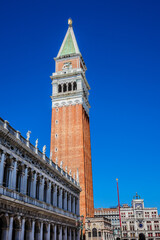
[56,58,79,72]
[50,104,94,218]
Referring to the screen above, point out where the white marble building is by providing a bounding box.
[94,207,120,239]
[85,217,114,240]
[0,117,81,240]
[120,193,160,240]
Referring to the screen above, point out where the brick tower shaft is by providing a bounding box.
[50,19,94,218]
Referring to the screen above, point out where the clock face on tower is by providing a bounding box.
[135,203,143,209]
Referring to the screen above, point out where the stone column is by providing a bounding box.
[53,185,57,207]
[23,166,28,195]
[68,194,71,212]
[64,226,67,240]
[73,196,75,214]
[0,151,6,187]
[40,222,43,240]
[47,181,51,204]
[31,220,35,239]
[54,224,57,240]
[26,228,32,239]
[73,229,75,240]
[8,216,13,240]
[8,159,14,189]
[20,168,25,194]
[12,159,17,190]
[59,225,62,240]
[32,172,37,199]
[64,191,67,211]
[47,223,51,240]
[21,218,25,240]
[40,176,44,201]
[59,188,62,209]
[29,171,34,198]
[1,227,9,240]
[14,228,21,240]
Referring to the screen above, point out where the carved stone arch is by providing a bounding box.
[35,221,40,233]
[58,84,62,93]
[63,83,67,92]
[68,82,72,91]
[25,219,32,231]
[0,214,9,228]
[13,216,21,230]
[92,228,97,237]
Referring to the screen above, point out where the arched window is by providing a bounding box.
[57,187,59,207]
[34,221,40,240]
[24,220,32,240]
[0,215,8,240]
[58,84,62,93]
[43,223,48,240]
[73,82,77,91]
[67,193,69,211]
[27,171,32,197]
[3,158,12,188]
[92,228,97,237]
[68,82,72,91]
[51,185,54,205]
[16,165,22,192]
[3,162,9,188]
[63,84,67,92]
[62,190,65,209]
[13,218,21,240]
[71,196,73,212]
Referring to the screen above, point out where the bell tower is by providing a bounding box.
[50,19,94,218]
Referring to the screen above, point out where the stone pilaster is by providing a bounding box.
[47,181,51,204]
[53,185,57,207]
[54,224,57,240]
[59,225,62,240]
[8,216,13,240]
[64,226,67,240]
[68,194,71,212]
[73,196,75,214]
[21,218,25,240]
[40,176,44,201]
[23,166,28,195]
[32,171,37,199]
[0,151,6,193]
[59,188,62,209]
[12,159,17,190]
[64,191,67,211]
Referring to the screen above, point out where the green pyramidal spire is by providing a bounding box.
[57,18,81,57]
[60,32,76,56]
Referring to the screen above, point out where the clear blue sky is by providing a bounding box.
[0,0,160,212]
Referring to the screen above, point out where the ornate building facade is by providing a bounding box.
[0,117,81,240]
[94,207,120,239]
[50,19,94,218]
[95,194,160,240]
[120,194,160,240]
[85,217,114,240]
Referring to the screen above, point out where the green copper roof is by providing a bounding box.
[60,32,76,56]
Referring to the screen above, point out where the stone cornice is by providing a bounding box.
[0,120,81,194]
